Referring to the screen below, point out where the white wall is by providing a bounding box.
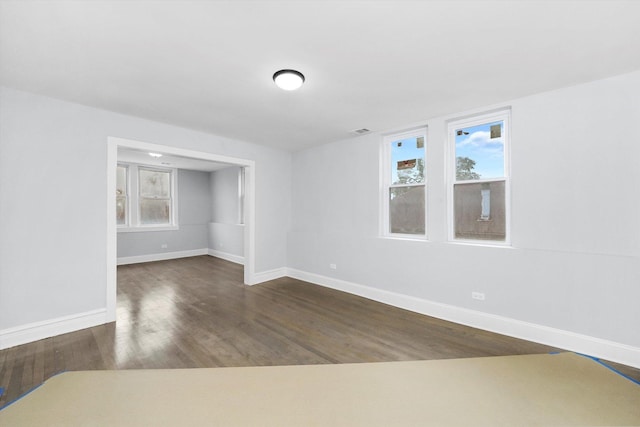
[209,166,244,259]
[117,169,212,259]
[2,70,639,365]
[288,70,640,361]
[0,86,291,334]
[211,166,240,224]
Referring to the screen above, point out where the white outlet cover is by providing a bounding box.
[472,292,485,301]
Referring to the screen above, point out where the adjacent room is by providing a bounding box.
[116,147,246,267]
[1,1,639,424]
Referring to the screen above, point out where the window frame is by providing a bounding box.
[117,163,179,233]
[447,109,511,245]
[380,127,428,239]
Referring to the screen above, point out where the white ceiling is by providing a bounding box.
[2,1,640,152]
[117,147,230,172]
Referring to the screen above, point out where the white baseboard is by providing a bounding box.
[252,267,287,285]
[285,268,640,369]
[118,248,209,265]
[7,263,637,369]
[207,249,244,265]
[0,309,108,350]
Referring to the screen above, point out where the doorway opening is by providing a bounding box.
[106,137,256,322]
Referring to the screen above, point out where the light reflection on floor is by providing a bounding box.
[115,284,176,366]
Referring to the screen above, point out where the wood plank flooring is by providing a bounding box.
[1,255,638,408]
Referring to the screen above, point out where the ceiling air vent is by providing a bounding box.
[351,128,371,135]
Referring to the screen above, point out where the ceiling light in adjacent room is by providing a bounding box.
[148,152,163,158]
[273,69,305,91]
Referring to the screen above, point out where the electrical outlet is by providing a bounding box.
[161,244,168,249]
[472,292,485,301]
[329,263,337,270]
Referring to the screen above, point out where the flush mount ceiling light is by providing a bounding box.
[148,152,163,158]
[273,69,305,91]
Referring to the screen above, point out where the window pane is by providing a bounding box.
[389,186,425,234]
[455,121,504,180]
[454,181,505,240]
[391,136,425,185]
[116,166,127,196]
[140,199,171,224]
[139,169,170,198]
[116,196,127,225]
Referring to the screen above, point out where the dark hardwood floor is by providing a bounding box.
[1,256,638,407]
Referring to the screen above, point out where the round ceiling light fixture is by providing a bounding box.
[273,69,305,91]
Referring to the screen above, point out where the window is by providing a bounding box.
[117,163,177,231]
[138,168,172,225]
[448,110,510,243]
[382,128,427,237]
[116,165,128,225]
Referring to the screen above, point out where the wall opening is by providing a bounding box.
[106,137,256,322]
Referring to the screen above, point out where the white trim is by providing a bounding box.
[238,167,245,225]
[117,248,208,265]
[107,141,118,322]
[118,226,179,233]
[285,268,640,369]
[243,163,256,285]
[0,309,108,350]
[208,249,245,265]
[252,267,287,285]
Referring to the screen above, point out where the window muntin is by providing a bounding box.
[449,111,509,243]
[383,129,427,237]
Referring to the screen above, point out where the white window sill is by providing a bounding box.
[379,235,429,242]
[447,239,512,248]
[118,225,179,233]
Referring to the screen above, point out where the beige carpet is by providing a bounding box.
[0,352,638,426]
